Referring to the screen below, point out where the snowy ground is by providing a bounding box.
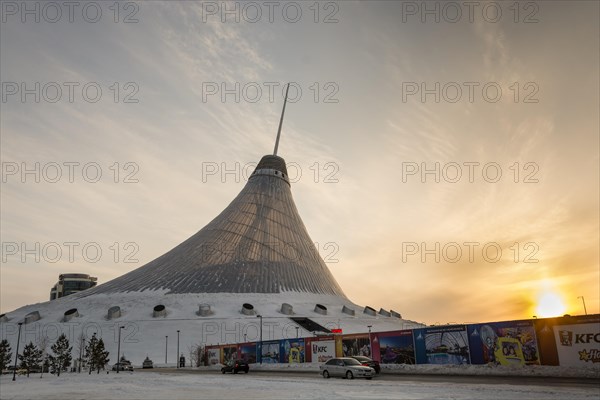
[1,369,598,400]
[224,362,600,379]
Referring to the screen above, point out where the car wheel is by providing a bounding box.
[366,377,372,380]
[346,371,354,380]
[221,370,226,374]
[233,370,238,374]
[322,370,330,379]
[244,369,248,374]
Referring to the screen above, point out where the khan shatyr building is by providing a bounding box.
[1,87,422,363]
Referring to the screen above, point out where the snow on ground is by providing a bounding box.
[1,370,598,400]
[221,363,600,379]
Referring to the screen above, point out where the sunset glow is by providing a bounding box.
[536,292,567,318]
[1,1,598,325]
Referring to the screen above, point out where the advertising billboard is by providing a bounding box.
[468,320,540,366]
[553,323,600,368]
[206,347,220,366]
[221,345,237,365]
[239,343,257,364]
[308,338,336,363]
[415,325,470,365]
[260,340,281,364]
[280,339,305,363]
[373,330,415,364]
[340,334,371,358]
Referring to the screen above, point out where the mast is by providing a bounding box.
[273,83,290,156]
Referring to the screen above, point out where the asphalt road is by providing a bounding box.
[136,368,600,389]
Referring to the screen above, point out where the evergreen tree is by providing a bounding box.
[85,334,98,374]
[18,342,42,377]
[94,338,110,374]
[0,339,13,371]
[84,335,110,374]
[49,334,72,376]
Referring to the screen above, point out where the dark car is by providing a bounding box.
[142,357,154,369]
[221,360,249,374]
[350,355,381,374]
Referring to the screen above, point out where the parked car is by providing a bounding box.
[320,357,374,380]
[221,360,249,374]
[350,355,381,374]
[112,360,133,372]
[142,356,154,369]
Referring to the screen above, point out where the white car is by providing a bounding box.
[320,357,374,380]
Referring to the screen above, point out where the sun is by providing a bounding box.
[536,292,566,318]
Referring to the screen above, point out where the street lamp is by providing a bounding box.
[256,315,263,365]
[176,330,180,369]
[116,326,125,373]
[295,326,299,338]
[12,322,23,381]
[165,336,168,365]
[367,325,373,358]
[577,296,588,315]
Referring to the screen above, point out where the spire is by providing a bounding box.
[273,83,290,156]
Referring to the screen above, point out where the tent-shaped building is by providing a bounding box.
[1,89,422,364]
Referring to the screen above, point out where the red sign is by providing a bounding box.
[331,329,343,334]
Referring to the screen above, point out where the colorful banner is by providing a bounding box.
[553,323,600,368]
[221,345,237,364]
[534,315,600,366]
[206,315,599,368]
[206,347,220,366]
[307,338,336,363]
[468,320,540,366]
[280,339,305,363]
[340,334,372,358]
[239,343,257,364]
[415,325,470,365]
[260,340,281,364]
[373,330,415,364]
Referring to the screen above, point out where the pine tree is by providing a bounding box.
[85,334,98,374]
[94,338,110,374]
[18,342,42,377]
[49,334,72,376]
[84,335,110,374]
[0,339,13,371]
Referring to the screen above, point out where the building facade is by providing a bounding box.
[49,273,97,300]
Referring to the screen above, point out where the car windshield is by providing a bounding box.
[353,356,368,361]
[343,358,361,366]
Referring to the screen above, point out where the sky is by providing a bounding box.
[1,1,598,325]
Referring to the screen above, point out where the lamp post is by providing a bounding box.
[256,315,263,364]
[12,322,23,381]
[176,330,180,368]
[116,326,125,373]
[367,325,373,358]
[295,326,299,338]
[577,296,588,315]
[165,336,168,365]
